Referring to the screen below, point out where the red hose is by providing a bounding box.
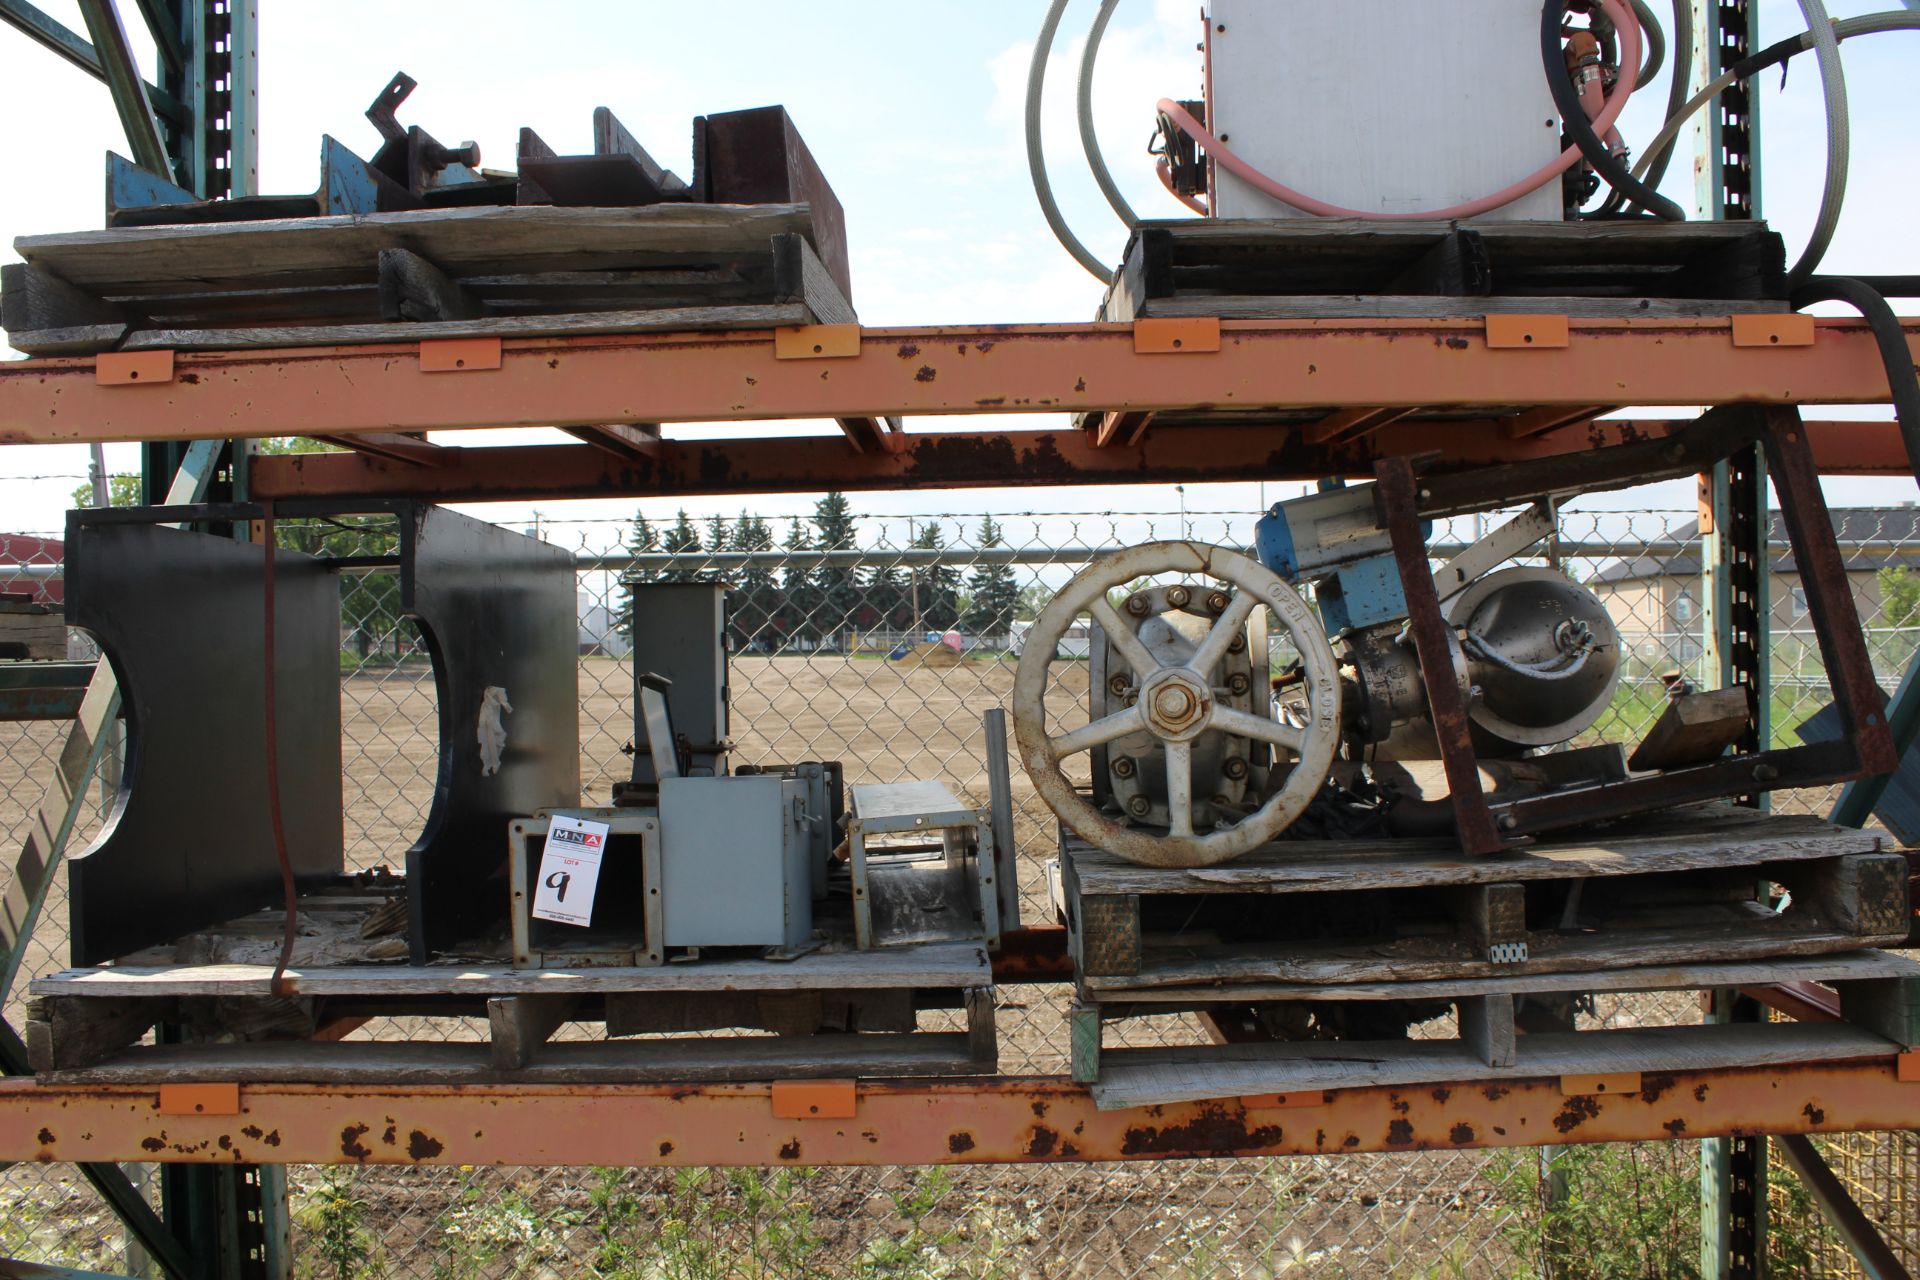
[1160,0,1643,221]
[262,502,299,999]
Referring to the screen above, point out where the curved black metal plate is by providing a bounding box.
[63,521,343,966]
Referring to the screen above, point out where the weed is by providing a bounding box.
[294,1167,376,1280]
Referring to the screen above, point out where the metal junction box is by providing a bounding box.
[658,775,812,948]
[1205,0,1562,221]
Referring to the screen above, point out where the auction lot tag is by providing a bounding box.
[532,815,610,927]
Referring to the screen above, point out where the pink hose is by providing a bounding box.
[1161,0,1642,220]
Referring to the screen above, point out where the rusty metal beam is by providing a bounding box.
[309,432,450,468]
[1303,406,1415,445]
[1092,410,1155,448]
[243,419,1906,503]
[558,423,661,461]
[835,415,905,454]
[1503,404,1618,440]
[4,319,1916,446]
[1,1059,1914,1168]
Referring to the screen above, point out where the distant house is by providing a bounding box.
[0,533,64,605]
[579,593,631,658]
[1587,507,1920,664]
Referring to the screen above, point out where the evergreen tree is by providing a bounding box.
[910,523,963,633]
[965,516,1022,643]
[778,517,816,644]
[662,509,702,583]
[703,513,731,582]
[732,511,778,651]
[811,492,860,647]
[617,512,659,638]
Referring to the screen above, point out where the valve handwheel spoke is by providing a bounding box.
[1012,540,1342,868]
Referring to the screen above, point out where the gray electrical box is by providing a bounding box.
[657,775,812,948]
[629,582,730,781]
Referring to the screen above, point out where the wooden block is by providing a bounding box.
[1778,852,1910,940]
[1628,688,1752,771]
[0,601,66,661]
[965,987,998,1068]
[25,996,162,1073]
[1069,1002,1101,1083]
[771,232,855,326]
[695,106,849,302]
[0,261,128,356]
[1836,975,1920,1048]
[487,994,583,1070]
[1380,228,1491,295]
[1078,895,1142,977]
[1458,993,1517,1067]
[377,247,488,322]
[1447,882,1528,962]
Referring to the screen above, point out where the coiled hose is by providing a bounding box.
[1026,0,1112,283]
[1542,0,1686,220]
[1078,0,1138,231]
[1792,278,1920,487]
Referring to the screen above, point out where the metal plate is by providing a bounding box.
[63,520,343,965]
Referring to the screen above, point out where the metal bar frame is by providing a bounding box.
[1371,407,1897,853]
[3,320,1917,449]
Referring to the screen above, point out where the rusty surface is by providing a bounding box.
[991,926,1073,983]
[3,319,1916,446]
[238,418,1905,504]
[0,1059,1913,1168]
[1376,455,1507,855]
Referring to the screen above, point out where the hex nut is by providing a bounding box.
[1125,594,1152,617]
[1223,757,1249,780]
[1126,795,1152,818]
[1166,585,1192,608]
[1111,755,1136,778]
[1206,591,1231,613]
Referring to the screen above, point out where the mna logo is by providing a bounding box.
[551,828,604,851]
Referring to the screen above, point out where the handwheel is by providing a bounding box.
[1012,541,1342,868]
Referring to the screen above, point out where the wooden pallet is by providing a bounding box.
[1,203,850,356]
[1100,218,1789,322]
[1060,809,1905,993]
[1072,949,1920,1106]
[27,940,996,1082]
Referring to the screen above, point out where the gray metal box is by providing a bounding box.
[658,775,811,948]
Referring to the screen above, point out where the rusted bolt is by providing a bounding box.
[1108,674,1131,696]
[1125,594,1151,617]
[1753,763,1780,783]
[1112,755,1136,778]
[1226,633,1247,654]
[1498,813,1519,831]
[1206,591,1231,614]
[1166,585,1191,608]
[1153,685,1195,722]
[1227,673,1251,696]
[1126,795,1152,818]
[1223,757,1249,780]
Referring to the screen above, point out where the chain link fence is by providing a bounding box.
[3,495,1915,1277]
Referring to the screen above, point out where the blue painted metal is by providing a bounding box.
[320,135,383,214]
[1252,505,1299,577]
[1814,653,1920,836]
[1316,553,1409,635]
[106,150,196,215]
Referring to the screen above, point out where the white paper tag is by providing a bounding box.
[531,815,610,927]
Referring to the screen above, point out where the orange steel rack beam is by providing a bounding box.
[2,1058,1916,1168]
[3,318,1916,446]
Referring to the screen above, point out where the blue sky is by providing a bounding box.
[2,0,1916,544]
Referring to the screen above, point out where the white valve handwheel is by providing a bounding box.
[1012,541,1342,868]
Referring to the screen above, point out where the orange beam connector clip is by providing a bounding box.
[1898,1051,1920,1083]
[420,338,502,372]
[1133,318,1220,354]
[1485,315,1570,349]
[1731,314,1816,348]
[774,324,862,359]
[96,350,175,386]
[770,1079,858,1119]
[158,1082,242,1116]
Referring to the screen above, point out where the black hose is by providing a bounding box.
[1542,0,1687,221]
[1792,277,1920,486]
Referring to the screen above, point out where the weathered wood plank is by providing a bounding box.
[26,996,161,1073]
[1447,882,1527,962]
[1628,688,1753,771]
[0,602,66,661]
[16,204,818,289]
[1088,949,1920,1005]
[1775,852,1912,938]
[0,262,128,354]
[1137,294,1789,320]
[771,232,854,326]
[118,302,815,351]
[1066,810,1881,896]
[1089,1022,1897,1110]
[37,1031,989,1085]
[31,941,991,998]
